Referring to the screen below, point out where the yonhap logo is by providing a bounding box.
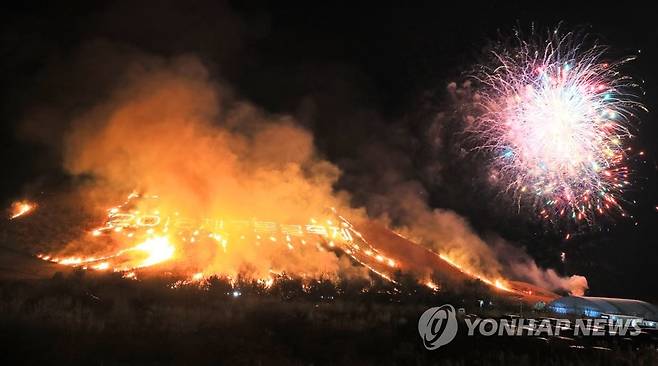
[418,303,644,350]
[418,304,458,350]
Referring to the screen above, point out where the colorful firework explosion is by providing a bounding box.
[468,28,645,226]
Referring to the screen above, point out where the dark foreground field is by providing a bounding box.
[1,271,657,366]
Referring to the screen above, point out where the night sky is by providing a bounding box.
[1,1,656,301]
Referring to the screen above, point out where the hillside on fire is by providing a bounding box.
[2,1,657,365]
[2,186,566,302]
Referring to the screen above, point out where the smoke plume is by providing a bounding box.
[36,51,364,280]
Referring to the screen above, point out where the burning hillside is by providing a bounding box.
[35,192,398,284]
[8,191,556,303]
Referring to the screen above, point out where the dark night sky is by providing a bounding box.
[1,1,656,301]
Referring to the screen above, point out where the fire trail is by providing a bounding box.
[28,193,555,303]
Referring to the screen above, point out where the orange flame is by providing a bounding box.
[439,253,512,292]
[9,200,36,219]
[129,236,175,268]
[37,193,400,284]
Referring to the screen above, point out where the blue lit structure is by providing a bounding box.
[548,296,658,327]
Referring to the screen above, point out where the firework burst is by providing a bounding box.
[468,28,645,225]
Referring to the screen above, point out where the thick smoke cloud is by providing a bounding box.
[22,46,364,280]
[493,239,588,296]
[64,55,346,223]
[509,260,588,296]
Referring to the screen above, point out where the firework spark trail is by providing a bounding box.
[468,29,645,225]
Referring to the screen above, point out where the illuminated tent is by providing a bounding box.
[548,296,658,321]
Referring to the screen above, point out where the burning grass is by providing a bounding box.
[26,192,524,300]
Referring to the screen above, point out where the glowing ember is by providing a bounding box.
[92,262,110,271]
[425,281,439,291]
[9,200,36,219]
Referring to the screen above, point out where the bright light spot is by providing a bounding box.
[92,262,110,270]
[9,201,36,219]
[132,236,175,267]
